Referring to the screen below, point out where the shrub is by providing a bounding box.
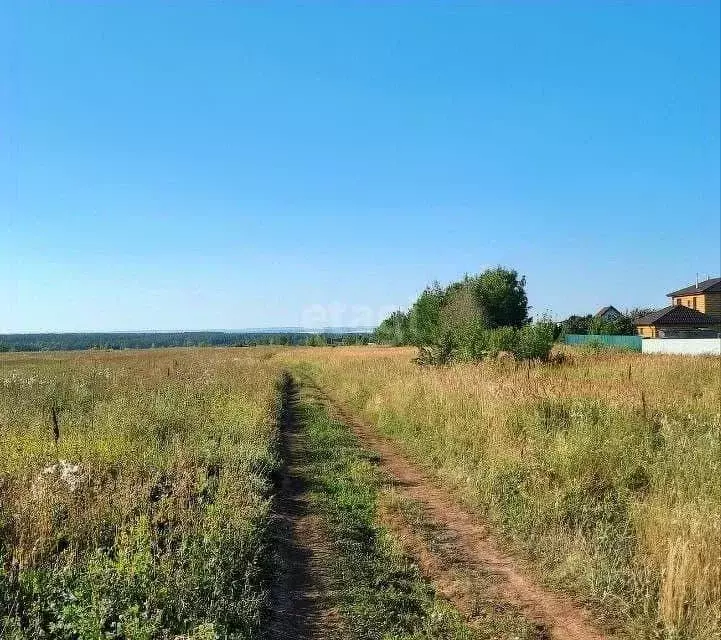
[415,321,555,365]
[514,321,555,361]
[414,333,456,366]
[486,327,518,357]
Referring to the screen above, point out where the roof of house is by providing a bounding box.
[633,305,720,327]
[667,277,721,298]
[595,305,621,318]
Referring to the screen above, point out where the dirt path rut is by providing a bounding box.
[310,380,609,640]
[268,375,340,640]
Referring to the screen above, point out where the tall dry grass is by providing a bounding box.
[280,346,721,639]
[0,348,282,639]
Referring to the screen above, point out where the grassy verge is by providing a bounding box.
[297,381,534,639]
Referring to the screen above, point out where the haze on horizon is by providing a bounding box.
[2,3,719,333]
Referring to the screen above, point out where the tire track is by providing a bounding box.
[307,378,610,640]
[267,373,341,639]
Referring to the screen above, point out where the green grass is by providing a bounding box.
[298,387,475,639]
[0,349,281,640]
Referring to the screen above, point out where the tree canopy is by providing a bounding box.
[560,310,640,337]
[373,267,551,363]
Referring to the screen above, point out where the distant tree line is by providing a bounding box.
[558,308,655,337]
[0,331,371,352]
[374,267,557,364]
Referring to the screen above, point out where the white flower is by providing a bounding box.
[38,459,84,492]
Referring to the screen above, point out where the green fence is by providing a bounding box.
[564,334,643,351]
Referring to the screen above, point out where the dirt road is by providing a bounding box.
[309,378,609,640]
[268,374,341,639]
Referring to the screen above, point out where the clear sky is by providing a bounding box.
[2,3,719,332]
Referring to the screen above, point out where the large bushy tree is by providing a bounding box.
[382,267,529,347]
[375,267,550,362]
[438,284,488,360]
[468,267,529,329]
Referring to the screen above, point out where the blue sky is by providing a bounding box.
[2,3,719,332]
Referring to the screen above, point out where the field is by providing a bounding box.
[1,346,719,639]
[282,346,720,639]
[0,349,281,639]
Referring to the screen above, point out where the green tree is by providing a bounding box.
[407,283,445,346]
[609,314,635,336]
[486,326,518,356]
[469,267,529,328]
[559,314,592,335]
[588,314,635,336]
[625,307,656,321]
[305,334,328,347]
[374,310,410,345]
[375,266,532,362]
[438,284,488,359]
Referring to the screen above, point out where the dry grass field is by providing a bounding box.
[0,348,282,639]
[1,345,718,639]
[280,346,721,640]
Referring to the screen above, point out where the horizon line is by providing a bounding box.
[0,327,377,336]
